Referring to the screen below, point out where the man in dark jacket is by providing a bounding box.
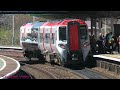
[89,35,97,54]
[96,33,105,54]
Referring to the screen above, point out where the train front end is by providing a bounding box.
[65,21,83,65]
[36,19,91,67]
[57,20,87,66]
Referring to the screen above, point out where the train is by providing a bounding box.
[20,18,95,67]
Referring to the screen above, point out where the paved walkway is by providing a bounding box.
[0,58,5,71]
[0,55,20,79]
[0,46,22,50]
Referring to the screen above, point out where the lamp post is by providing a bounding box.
[12,14,14,46]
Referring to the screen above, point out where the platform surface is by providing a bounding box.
[93,53,120,62]
[0,55,20,79]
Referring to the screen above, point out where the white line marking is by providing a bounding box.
[93,55,120,62]
[0,46,22,50]
[0,55,20,79]
[0,58,6,71]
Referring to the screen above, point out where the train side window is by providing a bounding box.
[55,31,57,40]
[31,30,38,42]
[39,33,43,43]
[45,33,47,43]
[80,25,88,39]
[52,33,55,44]
[59,27,66,41]
[45,33,50,43]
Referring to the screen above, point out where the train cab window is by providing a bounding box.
[31,30,38,42]
[59,27,66,41]
[26,33,32,41]
[80,25,88,39]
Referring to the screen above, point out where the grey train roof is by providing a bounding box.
[32,21,45,29]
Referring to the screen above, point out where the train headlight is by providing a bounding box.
[58,44,65,49]
[71,53,78,60]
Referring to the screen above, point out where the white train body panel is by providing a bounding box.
[38,26,59,53]
[20,23,33,51]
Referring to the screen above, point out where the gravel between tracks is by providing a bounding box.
[20,64,54,79]
[19,62,84,79]
[32,64,83,79]
[92,67,119,79]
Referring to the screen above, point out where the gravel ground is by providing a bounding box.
[74,69,109,79]
[20,65,54,79]
[92,67,120,79]
[94,53,120,79]
[22,64,83,79]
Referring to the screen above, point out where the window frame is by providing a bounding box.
[59,26,66,41]
[80,25,88,40]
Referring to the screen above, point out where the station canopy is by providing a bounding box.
[1,11,120,18]
[29,11,120,19]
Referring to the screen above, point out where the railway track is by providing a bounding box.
[0,49,58,79]
[19,61,86,79]
[0,47,118,79]
[20,62,58,79]
[0,48,85,79]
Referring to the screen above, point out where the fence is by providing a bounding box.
[0,14,33,46]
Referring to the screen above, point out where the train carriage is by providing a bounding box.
[20,23,33,48]
[20,21,45,60]
[20,19,94,67]
[38,19,93,66]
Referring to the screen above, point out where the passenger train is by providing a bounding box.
[20,19,94,67]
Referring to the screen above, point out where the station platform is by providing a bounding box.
[93,53,120,62]
[0,46,22,50]
[0,55,20,79]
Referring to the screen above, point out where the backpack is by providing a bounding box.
[108,34,114,44]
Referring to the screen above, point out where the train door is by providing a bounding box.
[50,26,56,53]
[44,27,51,52]
[39,27,45,51]
[66,21,82,64]
[67,21,80,51]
